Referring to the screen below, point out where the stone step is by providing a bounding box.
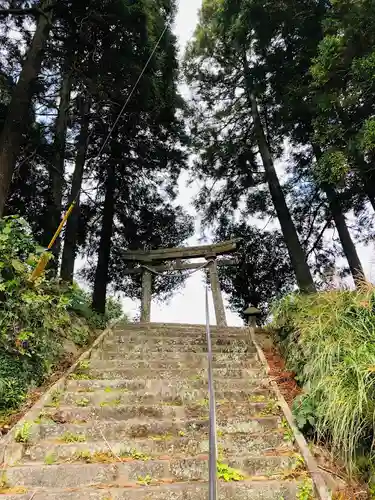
[113,323,248,334]
[90,349,261,369]
[65,381,273,403]
[87,356,260,370]
[38,397,279,422]
[76,369,266,388]
[0,479,305,500]
[88,350,255,361]
[33,416,280,442]
[79,366,264,381]
[110,331,251,341]
[103,335,254,350]
[20,432,292,463]
[4,454,298,488]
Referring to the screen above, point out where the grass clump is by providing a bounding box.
[272,287,375,474]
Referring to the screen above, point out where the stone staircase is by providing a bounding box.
[1,323,318,499]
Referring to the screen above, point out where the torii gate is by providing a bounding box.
[122,239,239,326]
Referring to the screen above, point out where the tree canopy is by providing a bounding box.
[0,0,374,319]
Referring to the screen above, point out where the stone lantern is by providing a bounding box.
[243,305,261,328]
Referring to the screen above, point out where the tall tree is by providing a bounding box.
[45,67,72,264]
[60,95,91,282]
[0,0,53,215]
[185,0,316,293]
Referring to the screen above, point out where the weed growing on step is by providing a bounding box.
[282,454,307,480]
[0,474,27,496]
[260,400,279,416]
[99,398,121,407]
[137,474,153,486]
[296,478,314,500]
[70,372,94,380]
[281,418,294,443]
[292,454,306,472]
[75,398,90,407]
[248,394,267,403]
[70,360,94,380]
[104,386,113,393]
[0,473,8,490]
[34,411,54,424]
[74,450,114,463]
[60,431,86,443]
[197,398,209,407]
[44,453,57,465]
[14,421,33,443]
[217,462,245,481]
[120,448,150,461]
[150,432,174,441]
[0,476,28,497]
[45,390,62,408]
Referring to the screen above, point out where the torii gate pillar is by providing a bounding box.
[206,256,227,326]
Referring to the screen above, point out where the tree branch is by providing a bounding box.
[306,219,331,258]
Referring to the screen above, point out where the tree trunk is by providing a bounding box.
[45,68,72,269]
[0,0,53,216]
[312,145,365,284]
[324,183,365,284]
[243,59,316,293]
[92,164,116,314]
[60,97,91,283]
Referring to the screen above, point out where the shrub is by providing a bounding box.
[66,283,123,330]
[271,287,375,474]
[0,216,124,415]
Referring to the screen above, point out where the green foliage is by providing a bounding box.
[281,418,295,443]
[311,35,345,85]
[296,478,314,500]
[314,150,349,185]
[272,287,375,472]
[0,216,121,417]
[137,474,153,486]
[214,221,295,322]
[292,394,317,433]
[14,421,33,443]
[120,448,151,461]
[67,283,123,330]
[44,453,57,465]
[361,118,375,153]
[217,462,245,482]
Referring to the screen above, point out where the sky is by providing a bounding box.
[116,0,375,325]
[120,0,243,326]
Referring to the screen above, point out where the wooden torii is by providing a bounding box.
[122,239,240,326]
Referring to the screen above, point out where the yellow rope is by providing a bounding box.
[30,201,76,281]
